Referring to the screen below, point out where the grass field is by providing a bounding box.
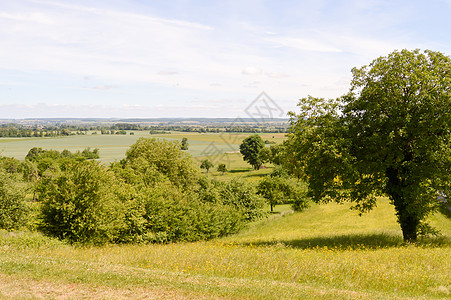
[0,131,265,164]
[0,198,449,299]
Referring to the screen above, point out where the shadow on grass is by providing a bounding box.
[228,169,252,174]
[244,173,268,179]
[241,233,451,250]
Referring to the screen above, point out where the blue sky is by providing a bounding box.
[0,0,450,118]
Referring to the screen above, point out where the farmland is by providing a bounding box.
[0,131,285,164]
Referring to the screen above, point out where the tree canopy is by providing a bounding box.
[240,134,265,170]
[285,49,451,242]
[200,159,214,173]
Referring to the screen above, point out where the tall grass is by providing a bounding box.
[1,198,450,299]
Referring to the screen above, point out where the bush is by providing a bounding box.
[34,138,269,244]
[37,161,125,245]
[113,179,244,243]
[217,178,267,221]
[0,169,28,230]
[124,138,198,188]
[141,183,244,242]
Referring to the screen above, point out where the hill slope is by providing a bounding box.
[0,198,450,299]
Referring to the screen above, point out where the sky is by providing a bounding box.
[0,0,450,119]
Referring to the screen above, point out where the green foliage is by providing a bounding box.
[81,147,100,159]
[200,159,214,173]
[257,175,309,212]
[18,160,39,182]
[217,163,228,174]
[181,137,189,150]
[239,134,265,170]
[108,138,266,243]
[0,156,21,174]
[257,147,271,165]
[139,182,244,242]
[124,137,198,188]
[217,178,267,222]
[25,147,99,177]
[12,137,269,245]
[285,49,451,242]
[0,169,28,230]
[37,160,125,245]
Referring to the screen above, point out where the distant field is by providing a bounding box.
[0,131,283,164]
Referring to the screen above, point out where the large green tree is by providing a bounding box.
[286,49,451,242]
[240,134,265,170]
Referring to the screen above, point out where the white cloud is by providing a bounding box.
[157,71,179,76]
[241,67,263,76]
[89,85,119,91]
[266,36,342,53]
[0,12,55,24]
[265,72,290,79]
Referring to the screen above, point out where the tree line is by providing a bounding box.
[0,122,288,138]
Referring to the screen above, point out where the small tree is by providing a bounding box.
[200,159,214,173]
[257,176,308,212]
[240,134,265,170]
[181,137,189,150]
[217,163,228,174]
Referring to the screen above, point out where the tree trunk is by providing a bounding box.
[386,167,419,242]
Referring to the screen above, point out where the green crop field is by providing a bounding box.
[0,131,266,164]
[0,198,449,299]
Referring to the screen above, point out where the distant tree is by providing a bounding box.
[200,159,214,173]
[61,149,72,157]
[240,134,265,170]
[257,176,308,212]
[217,163,228,174]
[81,147,100,159]
[181,137,189,150]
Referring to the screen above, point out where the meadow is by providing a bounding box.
[0,198,449,299]
[0,131,450,299]
[0,131,284,164]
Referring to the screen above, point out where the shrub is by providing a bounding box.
[0,169,28,230]
[218,178,267,221]
[37,160,125,245]
[113,180,244,243]
[124,138,198,188]
[142,183,243,242]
